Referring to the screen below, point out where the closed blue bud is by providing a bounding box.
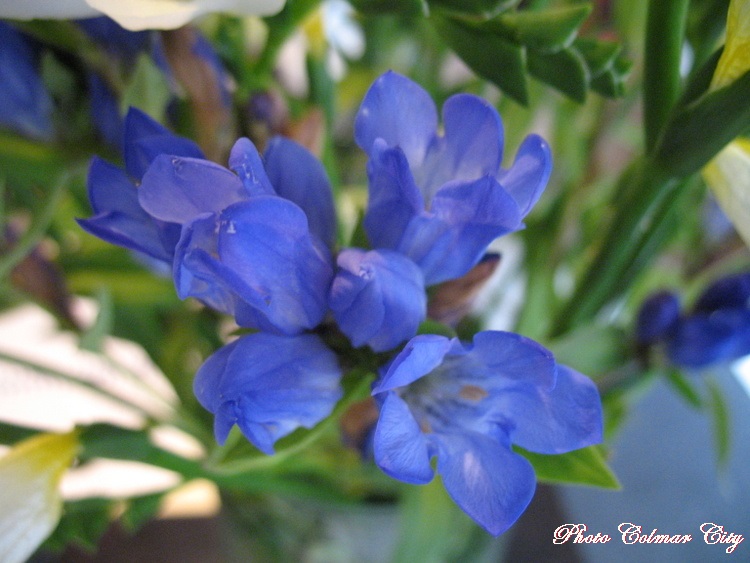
[355,71,552,285]
[194,332,343,454]
[635,290,681,345]
[371,331,602,535]
[329,248,426,352]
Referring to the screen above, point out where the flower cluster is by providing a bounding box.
[79,71,602,535]
[636,271,750,369]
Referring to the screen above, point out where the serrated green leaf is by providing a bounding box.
[428,0,518,18]
[517,446,621,489]
[433,15,528,104]
[527,46,589,103]
[574,38,622,77]
[497,5,592,52]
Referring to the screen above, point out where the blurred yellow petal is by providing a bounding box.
[0,432,79,563]
[0,0,286,31]
[712,0,750,89]
[703,138,750,246]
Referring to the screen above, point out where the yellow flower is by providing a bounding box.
[703,0,750,246]
[0,432,79,563]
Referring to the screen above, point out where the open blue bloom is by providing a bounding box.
[77,107,204,265]
[0,22,53,140]
[140,136,336,334]
[371,331,602,536]
[355,71,552,285]
[329,248,426,352]
[194,332,343,454]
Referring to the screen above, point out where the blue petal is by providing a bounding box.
[193,332,342,453]
[228,137,275,196]
[415,94,503,200]
[173,213,240,315]
[88,73,124,149]
[355,71,437,167]
[77,16,149,60]
[667,309,750,368]
[329,248,426,352]
[399,176,522,284]
[78,158,173,262]
[435,431,536,536]
[0,22,53,140]
[495,364,603,454]
[635,290,681,345]
[373,335,455,393]
[216,198,334,334]
[467,331,557,389]
[373,391,434,484]
[264,136,338,249]
[364,142,424,250]
[139,154,246,223]
[496,134,552,217]
[123,107,204,178]
[694,271,750,313]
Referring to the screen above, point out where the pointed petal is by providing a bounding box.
[498,365,603,454]
[374,334,454,393]
[436,431,535,536]
[373,391,434,484]
[667,309,750,368]
[468,331,557,389]
[363,142,424,250]
[497,134,552,217]
[264,136,338,248]
[139,154,246,223]
[355,71,437,166]
[228,137,275,196]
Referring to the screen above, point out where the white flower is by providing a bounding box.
[0,0,286,31]
[0,432,79,563]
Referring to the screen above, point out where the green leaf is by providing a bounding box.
[120,493,165,532]
[656,68,750,177]
[0,421,39,445]
[548,324,629,378]
[417,318,457,338]
[574,38,622,77]
[350,0,423,14]
[590,57,632,98]
[79,287,114,353]
[706,379,731,470]
[120,54,172,122]
[517,446,620,489]
[497,5,592,51]
[433,15,528,104]
[428,0,518,18]
[527,46,589,103]
[43,498,112,553]
[664,368,703,408]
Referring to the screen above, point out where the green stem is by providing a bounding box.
[643,0,690,153]
[0,171,70,281]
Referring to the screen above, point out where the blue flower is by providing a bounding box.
[0,22,53,140]
[635,290,681,346]
[355,71,552,285]
[77,16,150,61]
[643,271,750,369]
[140,136,336,334]
[194,332,343,454]
[371,331,602,536]
[77,107,204,265]
[329,248,426,352]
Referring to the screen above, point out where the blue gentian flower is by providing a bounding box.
[636,272,750,368]
[140,136,336,334]
[329,248,426,352]
[77,16,150,60]
[77,107,204,265]
[371,331,602,535]
[0,22,53,140]
[194,332,343,454]
[355,71,552,285]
